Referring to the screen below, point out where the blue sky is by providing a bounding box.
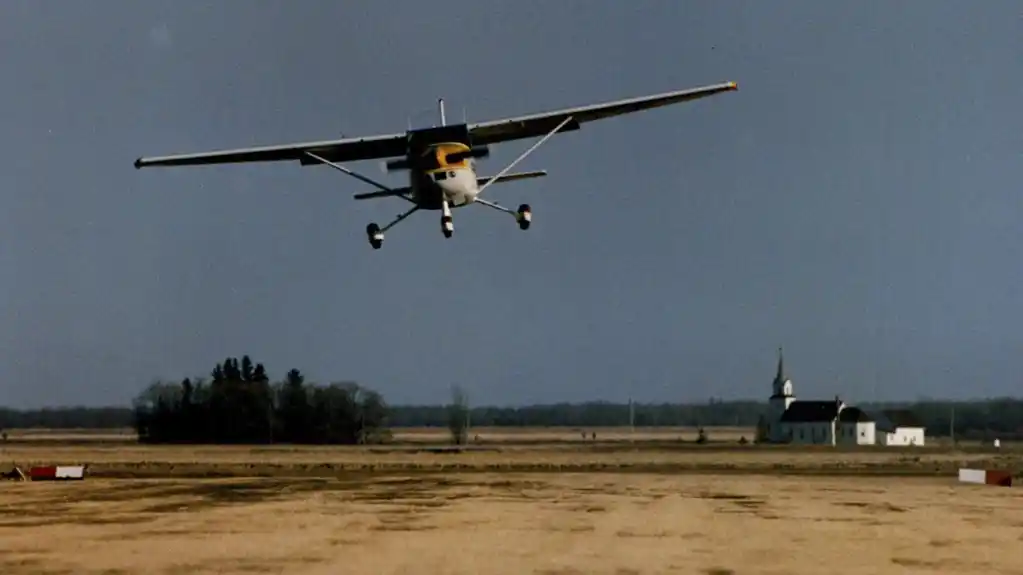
[1,1,1021,408]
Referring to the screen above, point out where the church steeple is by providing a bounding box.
[775,347,785,385]
[767,347,795,443]
[772,347,785,394]
[771,347,793,399]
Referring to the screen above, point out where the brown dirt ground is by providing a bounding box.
[1,429,1021,574]
[2,473,1022,575]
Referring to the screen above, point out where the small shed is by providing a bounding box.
[875,409,925,446]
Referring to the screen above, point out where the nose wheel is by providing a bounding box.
[516,204,532,230]
[440,199,454,238]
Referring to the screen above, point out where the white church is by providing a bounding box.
[757,349,926,446]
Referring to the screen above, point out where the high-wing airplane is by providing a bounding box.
[134,80,737,249]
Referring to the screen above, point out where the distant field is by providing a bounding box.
[6,425,980,447]
[0,425,999,451]
[3,473,1021,574]
[1,426,755,444]
[1,428,138,444]
[0,426,1018,480]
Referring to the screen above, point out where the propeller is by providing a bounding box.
[380,145,490,173]
[445,145,490,163]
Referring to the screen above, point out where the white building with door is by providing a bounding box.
[874,409,926,446]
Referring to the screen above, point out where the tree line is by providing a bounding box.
[131,356,389,444]
[2,364,1023,442]
[388,398,1023,440]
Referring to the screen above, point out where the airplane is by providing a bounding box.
[133,80,737,250]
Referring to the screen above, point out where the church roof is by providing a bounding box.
[837,407,872,423]
[780,400,841,423]
[875,409,924,431]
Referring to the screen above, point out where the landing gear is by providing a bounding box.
[470,115,572,235]
[366,223,383,249]
[365,205,420,250]
[516,203,532,230]
[441,199,454,238]
[474,197,534,231]
[300,150,422,251]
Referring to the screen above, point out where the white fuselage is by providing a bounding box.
[408,142,480,210]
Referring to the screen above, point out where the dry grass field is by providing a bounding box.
[2,428,1022,574]
[1,426,1018,479]
[3,473,1023,575]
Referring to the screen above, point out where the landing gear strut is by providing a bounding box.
[365,205,420,250]
[474,198,534,231]
[469,115,572,234]
[441,199,454,238]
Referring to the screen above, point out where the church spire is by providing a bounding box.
[772,347,788,396]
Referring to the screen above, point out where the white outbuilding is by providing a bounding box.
[874,409,926,446]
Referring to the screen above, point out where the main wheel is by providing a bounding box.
[441,215,454,238]
[366,223,383,249]
[516,204,532,230]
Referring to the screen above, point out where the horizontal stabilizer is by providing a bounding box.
[353,187,410,200]
[476,170,547,187]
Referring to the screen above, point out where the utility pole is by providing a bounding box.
[950,405,955,447]
[629,396,635,443]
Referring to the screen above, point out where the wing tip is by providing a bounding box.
[727,81,738,90]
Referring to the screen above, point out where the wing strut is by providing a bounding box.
[303,152,414,204]
[476,115,574,197]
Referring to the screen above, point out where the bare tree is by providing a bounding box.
[447,384,469,446]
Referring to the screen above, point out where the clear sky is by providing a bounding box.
[1,2,1021,408]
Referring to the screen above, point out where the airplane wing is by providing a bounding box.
[468,81,737,146]
[134,132,408,169]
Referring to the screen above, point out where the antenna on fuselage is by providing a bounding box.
[438,98,446,127]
